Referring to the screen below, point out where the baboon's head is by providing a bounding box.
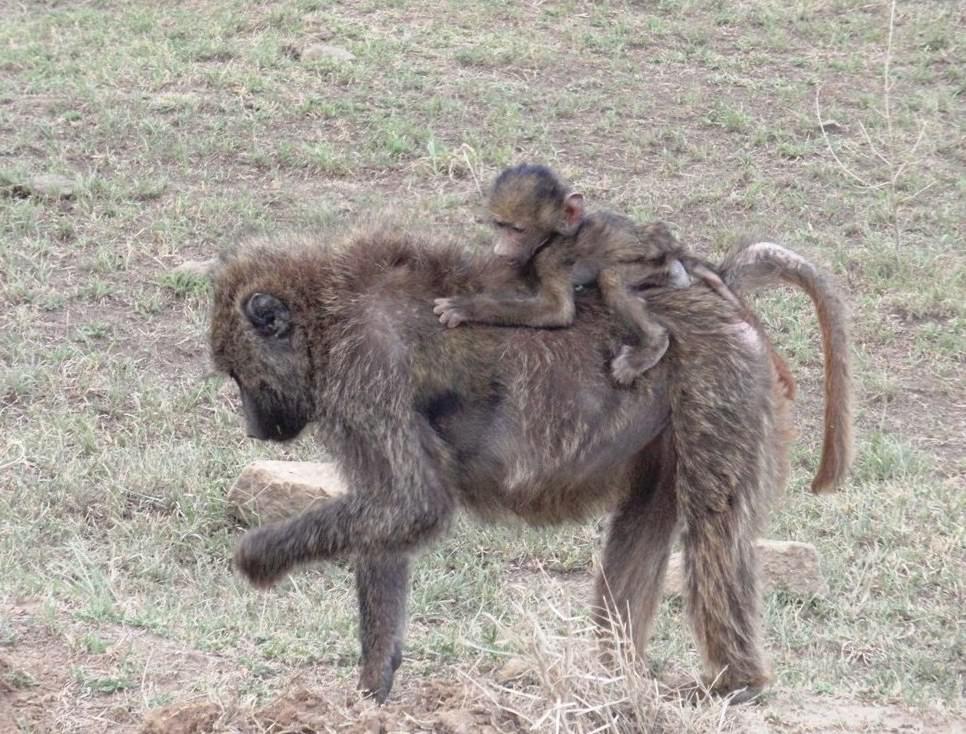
[209,247,317,442]
[487,164,584,262]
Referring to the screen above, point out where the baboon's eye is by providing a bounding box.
[245,292,292,339]
[511,225,525,234]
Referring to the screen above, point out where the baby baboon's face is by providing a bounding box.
[487,167,584,262]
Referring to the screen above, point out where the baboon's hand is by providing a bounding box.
[234,526,290,589]
[433,297,470,328]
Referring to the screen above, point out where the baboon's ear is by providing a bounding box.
[244,292,292,339]
[561,192,585,233]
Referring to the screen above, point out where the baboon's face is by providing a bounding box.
[488,180,584,262]
[210,290,315,442]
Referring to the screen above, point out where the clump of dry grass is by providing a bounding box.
[465,583,745,734]
[815,0,934,259]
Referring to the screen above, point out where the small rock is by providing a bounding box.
[13,173,82,199]
[301,43,355,63]
[663,540,827,597]
[818,119,847,135]
[172,258,218,279]
[495,656,532,683]
[227,460,348,525]
[435,710,479,734]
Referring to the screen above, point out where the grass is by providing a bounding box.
[0,0,963,731]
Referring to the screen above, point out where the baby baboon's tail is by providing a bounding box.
[722,242,853,493]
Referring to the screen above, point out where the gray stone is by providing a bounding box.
[663,539,827,597]
[226,460,346,525]
[16,174,82,199]
[301,43,355,63]
[172,258,218,279]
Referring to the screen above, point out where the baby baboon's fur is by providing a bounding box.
[434,164,690,384]
[210,223,852,703]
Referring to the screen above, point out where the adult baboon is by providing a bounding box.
[210,223,851,703]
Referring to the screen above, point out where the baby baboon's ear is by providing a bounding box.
[244,292,292,339]
[560,192,585,234]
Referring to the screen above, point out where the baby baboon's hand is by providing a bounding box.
[234,525,289,589]
[433,297,470,328]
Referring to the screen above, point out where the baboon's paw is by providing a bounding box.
[661,677,765,707]
[234,527,288,589]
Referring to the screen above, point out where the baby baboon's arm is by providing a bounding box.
[434,267,576,328]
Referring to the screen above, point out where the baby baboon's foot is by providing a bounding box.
[234,525,291,589]
[611,346,647,385]
[611,338,668,385]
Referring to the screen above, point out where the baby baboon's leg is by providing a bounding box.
[356,553,410,702]
[598,269,670,385]
[593,433,679,656]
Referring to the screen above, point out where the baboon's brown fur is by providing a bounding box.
[210,222,852,703]
[434,164,690,384]
[722,241,852,492]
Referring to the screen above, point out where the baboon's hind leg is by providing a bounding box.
[594,434,679,658]
[681,506,767,702]
[356,553,410,702]
[673,371,773,701]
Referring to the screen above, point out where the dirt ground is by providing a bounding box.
[2,599,962,733]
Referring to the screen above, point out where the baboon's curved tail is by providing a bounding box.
[721,242,853,493]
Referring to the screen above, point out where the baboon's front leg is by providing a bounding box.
[235,491,450,588]
[356,553,410,702]
[235,420,454,589]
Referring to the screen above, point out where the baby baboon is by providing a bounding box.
[210,222,852,703]
[433,164,689,384]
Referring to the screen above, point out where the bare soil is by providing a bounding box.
[2,600,963,733]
